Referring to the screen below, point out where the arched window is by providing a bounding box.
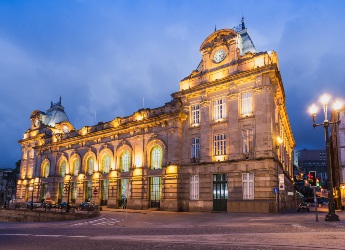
[150,146,162,169]
[60,160,66,177]
[42,162,50,178]
[87,157,94,175]
[120,151,131,172]
[102,154,111,173]
[72,158,80,176]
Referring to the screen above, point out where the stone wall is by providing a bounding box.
[0,209,99,222]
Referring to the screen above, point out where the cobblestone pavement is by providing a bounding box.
[1,208,345,249]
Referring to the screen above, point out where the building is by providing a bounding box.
[296,149,327,185]
[0,168,18,208]
[16,18,295,213]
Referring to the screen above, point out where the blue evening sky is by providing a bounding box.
[0,0,344,167]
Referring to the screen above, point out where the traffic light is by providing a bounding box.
[316,178,320,187]
[308,171,316,187]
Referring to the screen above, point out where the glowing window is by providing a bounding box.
[242,129,254,153]
[241,92,253,115]
[150,146,162,169]
[213,98,226,120]
[102,154,111,173]
[120,151,131,172]
[191,104,200,125]
[87,157,94,175]
[42,162,50,178]
[214,134,226,156]
[60,160,66,177]
[72,159,80,176]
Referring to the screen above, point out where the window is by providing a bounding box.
[190,175,199,200]
[72,159,80,176]
[150,177,162,201]
[60,160,66,177]
[87,157,94,175]
[21,164,27,179]
[213,98,226,120]
[120,179,129,198]
[120,151,131,172]
[241,92,253,115]
[243,173,254,200]
[191,138,200,159]
[214,134,226,155]
[42,162,50,178]
[102,154,111,173]
[191,104,200,125]
[150,146,163,169]
[242,129,253,153]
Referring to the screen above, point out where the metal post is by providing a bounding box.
[30,186,34,210]
[313,186,318,222]
[66,180,71,212]
[275,192,278,213]
[324,123,339,221]
[309,96,340,222]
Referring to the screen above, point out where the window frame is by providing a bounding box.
[242,172,254,200]
[120,150,131,172]
[87,157,94,175]
[191,138,200,159]
[150,146,163,169]
[60,160,66,177]
[72,159,80,176]
[190,175,199,200]
[242,129,254,153]
[213,134,226,156]
[191,104,200,125]
[213,98,226,120]
[241,92,253,116]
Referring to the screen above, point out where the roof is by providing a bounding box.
[42,97,70,127]
[235,17,257,55]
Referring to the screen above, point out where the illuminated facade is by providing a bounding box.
[17,18,295,213]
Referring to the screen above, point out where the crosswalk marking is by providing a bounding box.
[70,217,121,227]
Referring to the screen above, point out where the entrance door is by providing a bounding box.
[150,177,161,208]
[100,180,109,206]
[213,174,228,211]
[84,181,92,202]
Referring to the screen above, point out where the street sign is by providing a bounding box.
[45,197,51,203]
[273,187,279,194]
[93,189,99,195]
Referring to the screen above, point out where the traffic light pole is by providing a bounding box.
[313,186,318,222]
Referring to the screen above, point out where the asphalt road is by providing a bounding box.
[1,208,345,250]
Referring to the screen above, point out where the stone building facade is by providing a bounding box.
[16,19,295,213]
[331,108,345,209]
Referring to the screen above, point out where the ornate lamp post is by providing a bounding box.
[309,94,342,221]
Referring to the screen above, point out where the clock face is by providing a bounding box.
[34,119,39,127]
[62,125,69,133]
[213,49,226,63]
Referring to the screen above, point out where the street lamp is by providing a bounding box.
[29,185,34,210]
[309,93,342,221]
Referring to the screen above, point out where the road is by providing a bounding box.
[1,208,345,250]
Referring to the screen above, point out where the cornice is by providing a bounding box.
[35,110,185,151]
[174,64,279,100]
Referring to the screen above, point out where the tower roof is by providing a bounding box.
[42,97,70,127]
[234,17,257,55]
